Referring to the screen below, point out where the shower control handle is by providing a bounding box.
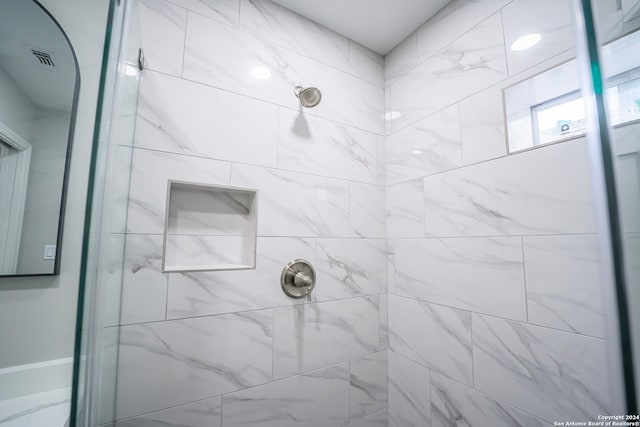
[281,259,316,301]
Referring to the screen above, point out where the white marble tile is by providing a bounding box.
[385,104,462,184]
[183,12,317,110]
[347,408,388,427]
[387,351,430,427]
[349,41,384,87]
[99,327,120,425]
[135,71,278,166]
[238,0,349,71]
[316,239,386,301]
[386,241,396,294]
[116,310,273,419]
[394,237,526,320]
[379,294,388,351]
[524,235,605,338]
[109,146,134,234]
[231,163,349,237]
[423,139,595,237]
[314,64,385,135]
[388,408,415,427]
[116,396,222,427]
[389,295,472,385]
[166,237,315,319]
[390,13,507,131]
[168,0,238,25]
[277,108,379,183]
[416,0,512,62]
[349,182,386,238]
[502,0,573,76]
[222,363,350,427]
[431,372,548,427]
[460,84,507,165]
[0,388,70,427]
[273,296,379,378]
[104,235,126,327]
[127,148,230,234]
[385,33,417,86]
[120,234,167,325]
[386,179,424,238]
[164,234,252,268]
[138,0,186,76]
[350,351,388,422]
[472,314,612,422]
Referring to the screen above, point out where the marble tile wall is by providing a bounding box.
[115,0,387,425]
[117,0,618,426]
[384,0,613,426]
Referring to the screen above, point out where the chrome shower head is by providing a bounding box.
[294,86,322,108]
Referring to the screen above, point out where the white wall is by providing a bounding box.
[112,0,388,425]
[384,0,619,425]
[0,0,109,375]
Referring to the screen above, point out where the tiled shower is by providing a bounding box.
[1,0,635,425]
[86,0,638,425]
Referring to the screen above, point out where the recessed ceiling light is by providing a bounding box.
[511,33,541,51]
[411,149,422,155]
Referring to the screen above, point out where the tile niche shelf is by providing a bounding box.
[162,180,258,272]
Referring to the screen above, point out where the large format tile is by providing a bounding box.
[349,182,386,238]
[502,0,573,76]
[116,397,222,427]
[524,235,605,337]
[394,237,526,320]
[183,12,317,110]
[222,363,350,427]
[314,64,385,135]
[116,310,273,419]
[385,104,462,184]
[385,33,418,86]
[460,84,507,165]
[168,0,239,26]
[278,108,379,183]
[386,179,424,238]
[135,71,278,166]
[120,234,167,325]
[349,41,384,87]
[379,294,389,351]
[423,139,595,237]
[127,148,230,234]
[417,0,512,62]
[347,408,388,427]
[273,296,379,378]
[349,351,388,422]
[239,0,349,71]
[390,13,507,131]
[167,237,315,318]
[388,351,430,427]
[138,0,186,76]
[231,164,349,237]
[431,372,548,427]
[472,314,612,422]
[389,296,472,385]
[316,239,386,301]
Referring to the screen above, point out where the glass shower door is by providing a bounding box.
[575,0,640,414]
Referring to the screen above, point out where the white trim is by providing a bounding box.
[0,121,32,275]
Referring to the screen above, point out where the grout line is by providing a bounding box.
[387,293,607,341]
[521,236,529,323]
[181,10,188,78]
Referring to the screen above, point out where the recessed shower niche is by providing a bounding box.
[162,181,258,272]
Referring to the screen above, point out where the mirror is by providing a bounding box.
[0,0,79,276]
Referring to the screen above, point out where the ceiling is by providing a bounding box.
[271,0,453,55]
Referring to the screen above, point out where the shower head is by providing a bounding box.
[294,86,322,108]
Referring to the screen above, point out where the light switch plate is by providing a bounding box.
[44,245,56,260]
